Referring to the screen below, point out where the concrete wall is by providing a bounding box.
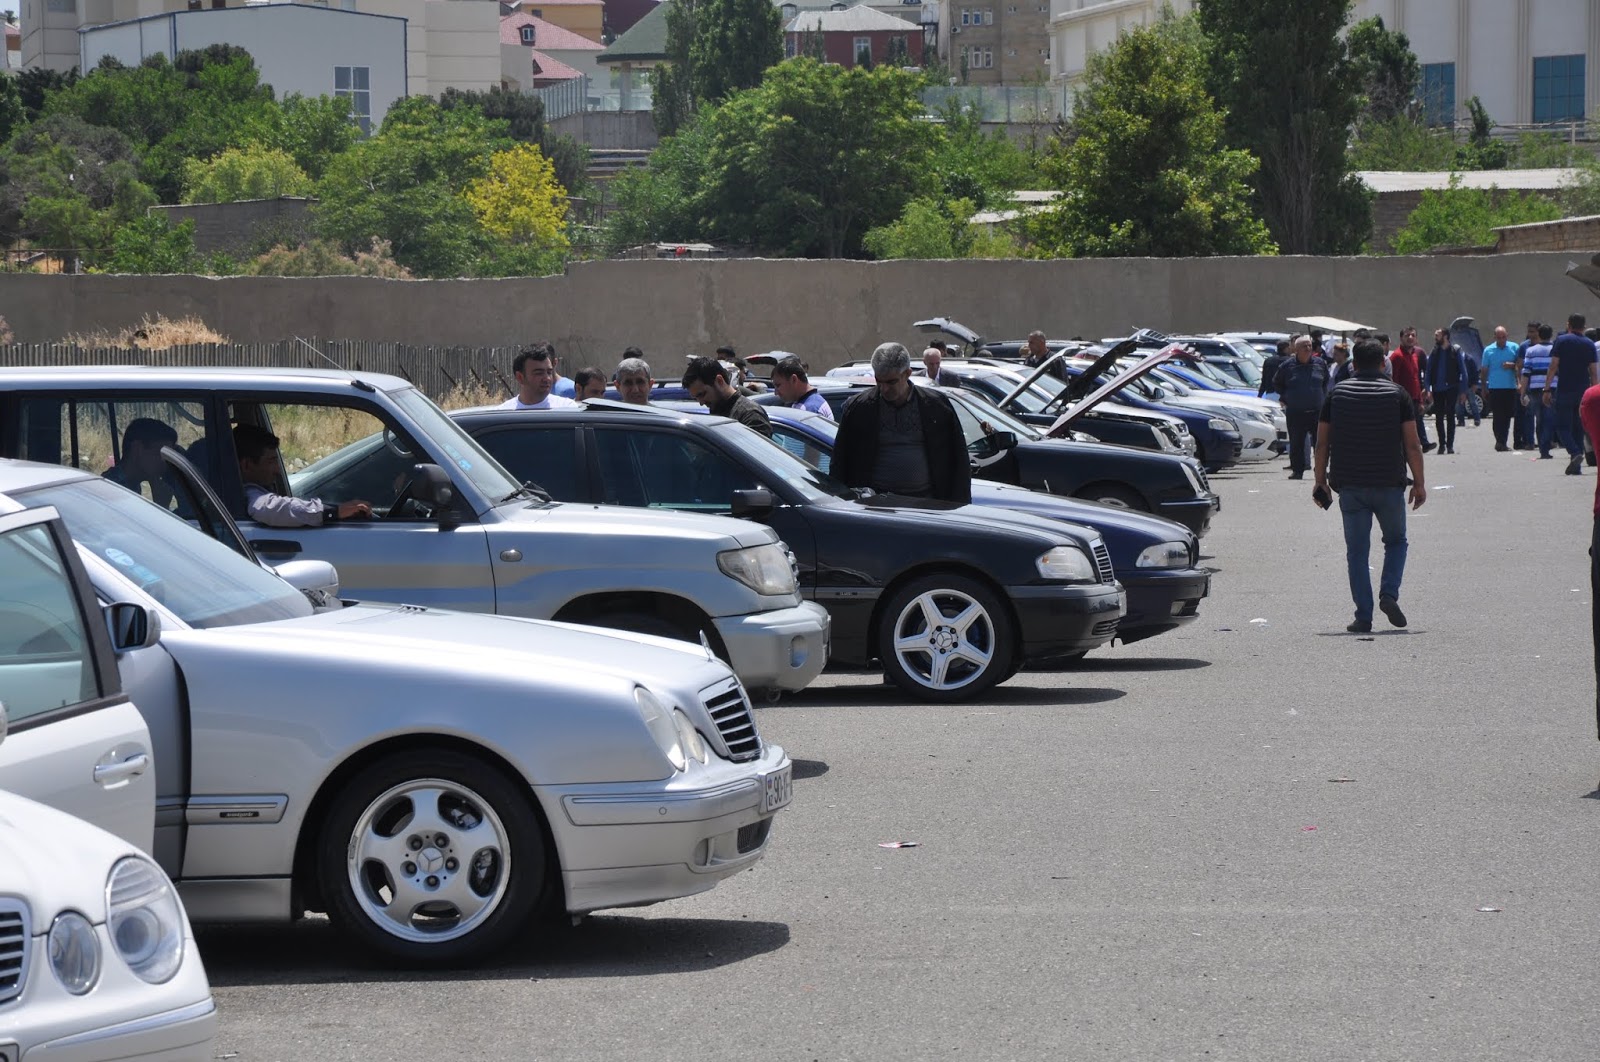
[2,254,1597,367]
[147,197,314,256]
[1495,215,1600,253]
[550,108,657,149]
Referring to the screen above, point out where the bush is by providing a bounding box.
[1389,176,1563,254]
[246,238,410,278]
[65,313,229,348]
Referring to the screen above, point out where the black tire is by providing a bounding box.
[317,749,548,966]
[589,610,694,643]
[876,573,1014,703]
[1076,483,1149,512]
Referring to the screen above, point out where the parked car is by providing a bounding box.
[712,405,1210,651]
[0,789,217,1061]
[0,367,830,698]
[451,403,1128,700]
[763,379,1221,536]
[0,459,794,963]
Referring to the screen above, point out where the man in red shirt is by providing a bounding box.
[1390,327,1436,452]
[1579,383,1600,738]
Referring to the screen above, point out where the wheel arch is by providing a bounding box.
[291,733,562,918]
[552,590,730,660]
[1072,480,1153,511]
[865,563,1021,668]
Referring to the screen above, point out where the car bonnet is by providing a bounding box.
[0,791,141,919]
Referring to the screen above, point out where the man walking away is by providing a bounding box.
[1480,325,1522,451]
[1314,339,1426,633]
[1423,332,1469,454]
[832,342,971,503]
[771,355,834,420]
[1275,336,1329,480]
[1545,314,1599,476]
[683,356,773,437]
[1391,328,1434,452]
[1520,324,1556,458]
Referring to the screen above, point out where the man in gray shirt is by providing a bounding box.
[832,343,971,503]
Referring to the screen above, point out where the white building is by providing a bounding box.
[26,0,505,102]
[1048,0,1599,129]
[79,5,407,133]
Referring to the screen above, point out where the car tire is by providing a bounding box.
[1076,484,1149,512]
[876,573,1013,703]
[317,749,548,965]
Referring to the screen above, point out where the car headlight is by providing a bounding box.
[673,709,709,764]
[717,544,797,596]
[1206,417,1235,432]
[1036,546,1096,582]
[1232,407,1271,425]
[1182,463,1204,492]
[1136,541,1191,569]
[48,911,100,994]
[635,687,686,771]
[106,857,184,984]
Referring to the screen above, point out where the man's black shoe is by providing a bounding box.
[1347,620,1372,633]
[1540,452,1554,459]
[1495,443,1509,452]
[1422,441,1437,452]
[1287,471,1304,479]
[1378,596,1407,628]
[1567,455,1584,476]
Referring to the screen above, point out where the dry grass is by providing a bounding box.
[65,314,230,349]
[437,379,508,411]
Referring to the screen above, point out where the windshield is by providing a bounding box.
[712,421,856,501]
[1218,358,1261,386]
[388,387,521,503]
[23,477,312,629]
[945,387,1043,440]
[986,374,1058,413]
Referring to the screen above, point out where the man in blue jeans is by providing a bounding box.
[1314,339,1427,633]
[1544,313,1599,476]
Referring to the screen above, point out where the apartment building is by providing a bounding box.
[949,0,1049,84]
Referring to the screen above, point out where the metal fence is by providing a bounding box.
[922,84,1069,124]
[0,339,526,402]
[534,77,592,122]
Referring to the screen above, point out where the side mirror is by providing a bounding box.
[274,559,342,610]
[968,431,1019,459]
[1150,386,1168,400]
[104,602,161,652]
[410,463,460,530]
[730,488,775,519]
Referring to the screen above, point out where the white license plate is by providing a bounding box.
[762,765,793,813]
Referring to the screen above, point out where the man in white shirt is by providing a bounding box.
[500,344,578,410]
[235,423,371,527]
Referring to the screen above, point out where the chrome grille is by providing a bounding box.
[1091,542,1115,584]
[1091,618,1120,637]
[700,681,761,761]
[0,903,30,1006]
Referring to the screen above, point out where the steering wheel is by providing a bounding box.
[384,477,434,520]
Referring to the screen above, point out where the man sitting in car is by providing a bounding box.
[234,423,372,527]
[104,417,179,508]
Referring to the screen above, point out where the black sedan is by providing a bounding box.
[768,380,1220,537]
[452,404,1127,701]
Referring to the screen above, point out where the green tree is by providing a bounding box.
[863,196,1018,259]
[1389,177,1562,254]
[1349,114,1459,170]
[1460,96,1509,170]
[314,97,512,277]
[652,0,699,137]
[0,76,25,147]
[438,86,589,195]
[1029,16,1273,258]
[688,0,782,104]
[271,93,358,181]
[929,97,1034,209]
[16,67,77,125]
[1197,0,1370,253]
[463,142,570,255]
[1562,157,1600,218]
[182,144,312,203]
[700,59,939,257]
[599,117,717,252]
[100,214,199,273]
[1346,15,1419,125]
[1,115,155,252]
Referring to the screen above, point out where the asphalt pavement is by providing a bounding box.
[198,421,1600,1062]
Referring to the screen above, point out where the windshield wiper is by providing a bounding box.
[500,480,552,503]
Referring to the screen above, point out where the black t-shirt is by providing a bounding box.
[1551,332,1599,395]
[1319,373,1415,490]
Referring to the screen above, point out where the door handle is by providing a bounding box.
[250,539,303,554]
[94,753,150,786]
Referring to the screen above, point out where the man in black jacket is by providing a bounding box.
[832,342,972,504]
[683,355,772,437]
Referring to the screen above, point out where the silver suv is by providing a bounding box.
[0,367,830,696]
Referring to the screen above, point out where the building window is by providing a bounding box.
[854,36,871,65]
[784,35,796,58]
[334,65,371,137]
[781,2,796,16]
[1419,61,1454,127]
[982,8,992,24]
[45,0,72,11]
[520,25,534,43]
[960,8,970,25]
[1532,54,1586,124]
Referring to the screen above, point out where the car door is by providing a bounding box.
[0,507,155,854]
[469,423,590,503]
[232,398,496,613]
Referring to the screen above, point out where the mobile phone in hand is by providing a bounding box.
[1312,484,1332,510]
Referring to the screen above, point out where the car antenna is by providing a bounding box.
[295,335,375,392]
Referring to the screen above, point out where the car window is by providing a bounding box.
[15,397,211,513]
[0,522,101,721]
[771,427,832,474]
[471,426,580,500]
[246,402,435,520]
[386,387,521,503]
[24,478,312,630]
[592,429,756,511]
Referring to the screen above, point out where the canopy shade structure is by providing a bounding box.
[1285,315,1375,334]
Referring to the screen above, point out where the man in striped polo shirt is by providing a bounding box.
[1313,338,1427,633]
[1520,323,1555,459]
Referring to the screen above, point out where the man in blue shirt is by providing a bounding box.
[1544,313,1600,475]
[1275,336,1330,479]
[1478,324,1521,452]
[1519,323,1555,458]
[770,355,835,421]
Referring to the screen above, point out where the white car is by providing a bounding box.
[0,459,792,965]
[0,789,216,1061]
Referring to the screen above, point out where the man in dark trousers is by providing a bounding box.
[1422,330,1470,453]
[1258,339,1288,399]
[832,342,971,503]
[1545,313,1600,476]
[1314,338,1426,633]
[1274,335,1329,479]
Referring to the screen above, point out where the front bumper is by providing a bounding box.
[1117,568,1210,642]
[1007,582,1126,660]
[714,601,830,693]
[540,743,791,915]
[1237,423,1278,461]
[1157,495,1217,537]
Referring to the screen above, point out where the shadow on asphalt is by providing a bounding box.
[1313,629,1422,637]
[1040,656,1212,673]
[1581,787,1600,801]
[791,757,829,780]
[779,683,1125,707]
[197,914,790,986]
